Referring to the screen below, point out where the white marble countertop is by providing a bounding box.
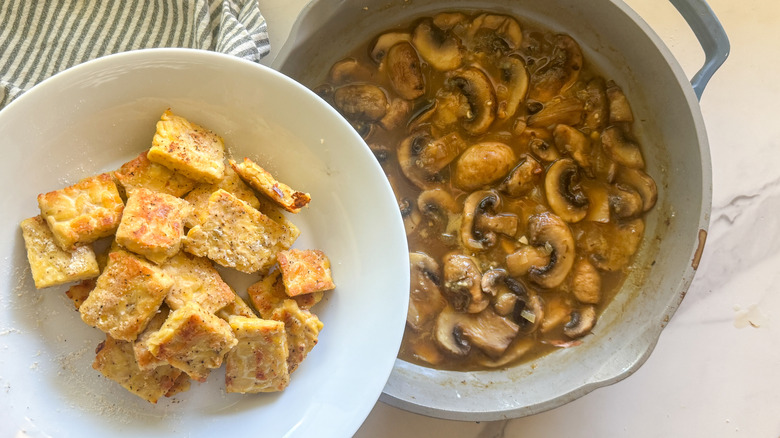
[258,1,780,436]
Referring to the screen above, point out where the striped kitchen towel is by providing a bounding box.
[0,0,270,108]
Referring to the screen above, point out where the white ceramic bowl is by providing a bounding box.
[0,49,409,437]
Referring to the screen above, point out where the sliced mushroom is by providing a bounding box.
[433,306,519,358]
[476,336,534,368]
[601,126,645,169]
[384,42,426,100]
[398,196,422,236]
[333,84,388,122]
[442,253,487,313]
[411,19,463,71]
[398,131,463,189]
[574,218,645,271]
[461,190,518,251]
[480,269,508,297]
[445,67,496,135]
[528,34,583,102]
[467,14,523,54]
[499,154,543,197]
[606,80,634,123]
[370,31,411,63]
[408,252,447,331]
[518,291,544,334]
[563,305,596,338]
[616,167,658,212]
[495,56,529,120]
[553,124,591,169]
[609,184,644,219]
[581,181,611,223]
[571,259,601,304]
[418,187,461,239]
[582,77,608,131]
[434,306,471,356]
[506,244,551,277]
[328,58,372,85]
[520,128,559,163]
[453,142,516,191]
[527,96,584,128]
[545,158,589,223]
[460,307,520,358]
[522,212,576,288]
[379,98,413,130]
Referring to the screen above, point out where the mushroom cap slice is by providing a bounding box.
[398,131,464,189]
[446,67,496,136]
[563,305,597,338]
[606,80,634,123]
[460,307,520,359]
[545,158,590,223]
[460,190,517,251]
[333,84,388,122]
[453,142,516,191]
[601,126,645,169]
[553,124,591,169]
[442,252,487,313]
[412,19,463,71]
[433,306,472,356]
[328,58,372,85]
[583,77,608,131]
[574,218,645,271]
[570,259,601,304]
[616,167,658,212]
[499,154,543,197]
[495,55,529,120]
[527,96,585,128]
[370,31,411,63]
[408,252,447,331]
[384,41,426,100]
[525,212,576,288]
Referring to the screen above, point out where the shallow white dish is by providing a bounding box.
[0,49,409,438]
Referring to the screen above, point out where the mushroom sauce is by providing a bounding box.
[315,12,657,371]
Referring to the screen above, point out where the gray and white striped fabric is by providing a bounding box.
[0,0,270,108]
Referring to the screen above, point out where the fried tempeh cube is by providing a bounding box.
[184,165,260,228]
[270,299,323,374]
[216,288,259,321]
[65,278,96,310]
[230,158,311,213]
[160,252,235,314]
[20,216,100,289]
[277,249,336,297]
[145,301,238,382]
[225,316,290,393]
[114,150,197,198]
[183,189,299,273]
[133,306,172,370]
[93,335,183,404]
[37,173,124,250]
[115,188,192,264]
[79,249,173,341]
[248,270,322,320]
[148,109,225,184]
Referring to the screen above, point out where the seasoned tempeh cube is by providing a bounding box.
[183,189,299,273]
[133,306,172,370]
[270,299,323,374]
[161,252,235,314]
[148,109,225,184]
[20,216,100,289]
[37,173,124,250]
[184,165,260,228]
[93,335,183,404]
[230,158,311,213]
[144,301,238,382]
[114,150,197,197]
[225,316,290,393]
[115,188,192,264]
[248,270,322,320]
[277,249,336,297]
[80,249,173,341]
[216,288,259,321]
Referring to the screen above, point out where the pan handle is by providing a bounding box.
[668,0,730,100]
